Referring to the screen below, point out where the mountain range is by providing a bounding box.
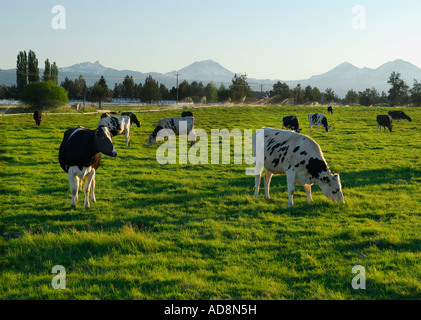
[1,59,420,98]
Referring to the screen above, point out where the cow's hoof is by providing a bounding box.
[70,205,76,210]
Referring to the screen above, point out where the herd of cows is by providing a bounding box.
[30,105,413,210]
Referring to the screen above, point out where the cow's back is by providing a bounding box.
[59,127,100,172]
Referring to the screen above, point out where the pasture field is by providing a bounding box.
[0,106,420,300]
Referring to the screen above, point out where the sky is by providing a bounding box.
[1,0,421,80]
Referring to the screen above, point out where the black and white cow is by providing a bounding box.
[252,128,344,207]
[308,113,330,132]
[327,106,333,114]
[146,116,196,147]
[33,111,42,126]
[121,112,141,127]
[388,110,412,122]
[98,115,134,147]
[59,125,117,210]
[377,115,393,132]
[282,116,301,133]
[181,111,194,117]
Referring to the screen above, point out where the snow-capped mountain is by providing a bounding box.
[60,61,114,75]
[1,59,420,97]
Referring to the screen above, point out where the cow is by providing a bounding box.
[181,111,194,117]
[327,106,333,114]
[308,113,330,132]
[33,111,42,126]
[97,115,135,147]
[146,116,196,147]
[388,110,412,122]
[59,125,117,210]
[252,128,344,207]
[121,112,141,127]
[282,116,301,133]
[377,115,393,132]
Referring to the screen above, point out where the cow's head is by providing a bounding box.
[130,113,141,128]
[318,173,344,204]
[146,134,156,147]
[95,125,117,157]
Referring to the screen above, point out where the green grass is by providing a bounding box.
[0,106,420,300]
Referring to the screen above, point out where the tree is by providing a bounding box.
[218,83,230,102]
[19,81,68,109]
[43,59,51,81]
[344,89,359,105]
[359,88,379,106]
[74,75,86,99]
[51,62,59,84]
[27,50,39,83]
[16,51,27,91]
[142,75,161,103]
[270,82,291,101]
[324,88,337,103]
[230,73,252,102]
[293,84,303,104]
[60,77,78,99]
[121,75,135,99]
[87,76,112,108]
[387,72,409,106]
[206,82,218,103]
[410,79,421,107]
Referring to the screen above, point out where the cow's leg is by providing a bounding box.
[303,184,313,202]
[90,171,96,203]
[125,130,130,147]
[83,169,95,209]
[309,124,312,132]
[318,124,320,131]
[68,170,78,210]
[264,171,273,201]
[189,130,196,147]
[286,171,296,207]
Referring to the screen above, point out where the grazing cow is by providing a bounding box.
[327,106,333,114]
[146,116,196,147]
[253,128,344,207]
[181,111,194,117]
[59,125,117,210]
[282,116,301,133]
[377,115,393,132]
[308,113,330,132]
[97,115,135,147]
[33,111,42,126]
[121,112,141,127]
[388,110,412,122]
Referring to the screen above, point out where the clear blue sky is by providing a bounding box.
[1,0,420,80]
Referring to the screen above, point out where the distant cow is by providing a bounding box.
[181,111,194,117]
[388,110,412,122]
[59,125,117,210]
[98,115,136,147]
[252,128,344,207]
[33,111,42,126]
[308,113,330,132]
[147,116,196,147]
[282,116,301,133]
[377,115,393,132]
[327,106,333,114]
[121,112,141,127]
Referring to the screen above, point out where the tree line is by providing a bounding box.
[270,72,421,107]
[1,49,421,107]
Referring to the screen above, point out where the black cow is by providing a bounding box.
[59,125,117,210]
[121,112,141,127]
[327,106,333,114]
[33,111,42,126]
[377,115,393,132]
[282,115,301,133]
[388,110,412,122]
[181,111,194,117]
